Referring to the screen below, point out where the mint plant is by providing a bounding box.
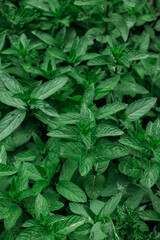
[0,0,160,239]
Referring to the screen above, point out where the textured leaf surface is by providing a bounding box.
[119,137,146,151]
[98,193,122,219]
[60,142,84,161]
[140,164,159,188]
[123,0,136,7]
[125,190,144,210]
[31,76,68,100]
[94,144,129,162]
[0,164,17,176]
[69,203,92,219]
[0,90,27,109]
[0,71,24,94]
[87,55,114,66]
[110,13,129,41]
[79,156,93,176]
[95,124,124,137]
[96,103,127,120]
[48,126,79,140]
[149,193,160,215]
[75,0,105,5]
[32,30,54,45]
[84,174,105,199]
[35,194,50,219]
[127,51,149,61]
[0,109,26,141]
[16,229,45,240]
[119,158,143,178]
[0,145,7,164]
[14,150,37,162]
[54,216,85,235]
[125,98,157,121]
[56,181,87,203]
[139,210,160,221]
[4,205,22,230]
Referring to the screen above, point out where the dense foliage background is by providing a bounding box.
[0,0,160,239]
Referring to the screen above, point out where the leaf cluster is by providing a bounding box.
[0,0,160,239]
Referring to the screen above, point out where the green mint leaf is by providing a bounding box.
[119,137,146,151]
[151,118,160,141]
[35,194,50,219]
[30,76,68,100]
[90,222,107,240]
[140,164,159,188]
[32,30,54,45]
[119,158,143,178]
[95,75,120,100]
[0,90,27,109]
[98,193,122,219]
[56,181,87,203]
[125,189,144,210]
[0,163,17,176]
[87,55,114,66]
[89,200,105,215]
[123,0,136,7]
[110,13,129,42]
[149,192,160,214]
[30,99,59,117]
[23,0,50,11]
[42,147,60,179]
[14,150,37,162]
[125,97,157,121]
[0,35,6,52]
[94,144,129,162]
[24,163,44,181]
[84,174,105,199]
[79,103,95,131]
[69,203,93,220]
[96,102,127,120]
[0,72,24,94]
[95,124,124,137]
[0,145,7,164]
[127,51,149,61]
[139,210,160,221]
[0,109,26,141]
[48,47,68,61]
[48,126,79,140]
[82,83,95,106]
[59,159,78,182]
[16,228,46,240]
[60,142,84,161]
[54,215,85,235]
[4,205,22,230]
[74,0,105,5]
[79,156,93,176]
